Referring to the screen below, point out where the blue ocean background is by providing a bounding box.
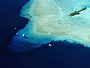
[1,0,90,68]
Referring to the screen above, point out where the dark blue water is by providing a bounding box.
[1,0,90,68]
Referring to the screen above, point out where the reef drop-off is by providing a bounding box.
[9,0,90,51]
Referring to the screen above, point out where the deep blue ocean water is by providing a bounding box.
[1,0,90,68]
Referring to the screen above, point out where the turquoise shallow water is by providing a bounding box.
[10,0,90,51]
